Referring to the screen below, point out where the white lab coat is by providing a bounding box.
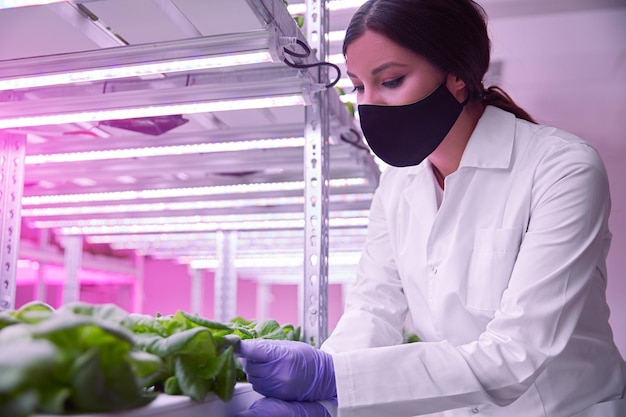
[321,106,626,417]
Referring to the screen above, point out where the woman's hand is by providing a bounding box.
[238,339,337,402]
[237,397,332,417]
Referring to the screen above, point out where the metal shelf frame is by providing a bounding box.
[0,0,377,346]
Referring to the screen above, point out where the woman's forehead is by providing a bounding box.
[345,31,425,76]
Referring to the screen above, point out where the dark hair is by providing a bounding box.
[343,0,536,123]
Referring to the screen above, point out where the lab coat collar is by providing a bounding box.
[402,105,516,178]
[458,105,515,169]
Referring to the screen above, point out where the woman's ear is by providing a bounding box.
[446,74,468,102]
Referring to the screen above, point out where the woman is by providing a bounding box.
[236,0,626,416]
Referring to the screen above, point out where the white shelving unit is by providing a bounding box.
[0,0,379,347]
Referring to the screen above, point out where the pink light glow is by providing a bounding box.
[16,260,134,285]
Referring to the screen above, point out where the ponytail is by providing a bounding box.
[481,86,536,123]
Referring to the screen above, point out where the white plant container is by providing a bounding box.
[34,383,263,417]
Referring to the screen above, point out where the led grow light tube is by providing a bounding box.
[25,137,305,164]
[21,178,366,205]
[0,0,62,8]
[0,29,279,88]
[21,193,371,217]
[33,210,369,229]
[56,216,368,235]
[108,232,367,251]
[188,251,363,269]
[0,52,274,91]
[0,94,305,129]
[33,211,310,229]
[21,196,305,217]
[86,228,368,245]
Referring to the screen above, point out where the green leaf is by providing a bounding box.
[0,389,39,417]
[69,347,155,412]
[0,339,59,393]
[216,333,241,353]
[37,385,71,415]
[174,355,212,402]
[232,327,255,339]
[164,375,181,395]
[179,311,234,331]
[29,315,135,351]
[0,311,20,330]
[159,314,192,335]
[196,346,230,380]
[127,350,164,388]
[136,327,217,358]
[58,302,131,327]
[255,319,287,340]
[12,301,55,324]
[214,346,236,402]
[127,313,168,336]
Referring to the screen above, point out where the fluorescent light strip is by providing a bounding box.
[87,228,367,245]
[21,193,371,217]
[0,0,63,8]
[25,137,305,165]
[189,251,362,269]
[110,233,367,251]
[34,211,309,229]
[0,94,305,129]
[33,210,368,229]
[58,216,368,235]
[0,52,274,91]
[22,196,304,217]
[21,177,366,205]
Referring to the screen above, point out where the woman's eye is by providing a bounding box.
[351,85,364,93]
[382,76,405,88]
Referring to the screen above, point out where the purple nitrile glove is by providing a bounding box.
[236,397,331,417]
[238,339,337,402]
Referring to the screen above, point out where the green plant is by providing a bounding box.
[0,301,304,416]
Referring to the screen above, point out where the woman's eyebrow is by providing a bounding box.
[346,61,408,79]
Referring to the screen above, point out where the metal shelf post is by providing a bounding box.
[303,0,331,347]
[214,230,238,322]
[61,235,83,305]
[0,131,26,311]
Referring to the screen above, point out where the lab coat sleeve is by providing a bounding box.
[322,170,409,354]
[330,140,613,416]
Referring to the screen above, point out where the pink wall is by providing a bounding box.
[15,257,345,336]
[14,263,133,311]
[141,259,191,317]
[140,258,345,330]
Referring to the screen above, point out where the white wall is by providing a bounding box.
[489,8,626,355]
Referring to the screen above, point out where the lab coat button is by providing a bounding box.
[471,407,479,414]
[431,266,438,275]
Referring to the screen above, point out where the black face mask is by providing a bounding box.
[358,84,468,167]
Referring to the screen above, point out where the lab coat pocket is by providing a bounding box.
[466,227,523,311]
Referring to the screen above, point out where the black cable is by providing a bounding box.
[283,39,311,58]
[340,128,369,151]
[282,40,342,88]
[283,58,342,89]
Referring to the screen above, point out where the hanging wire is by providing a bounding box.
[282,39,342,89]
[340,128,369,151]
